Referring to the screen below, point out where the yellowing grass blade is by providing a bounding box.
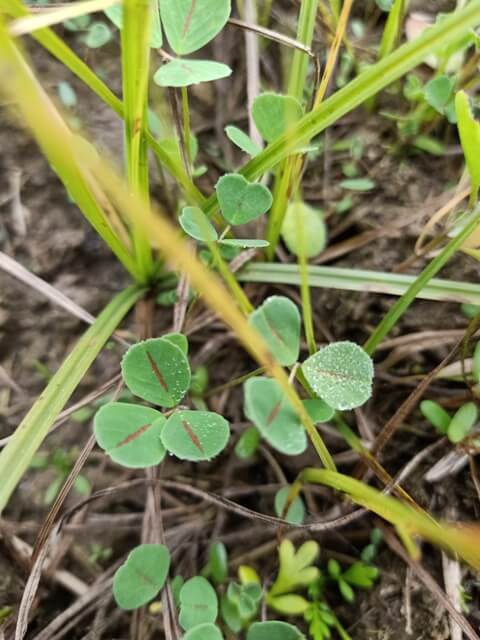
[0,21,140,280]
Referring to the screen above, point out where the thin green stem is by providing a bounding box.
[297,206,317,355]
[0,285,144,514]
[181,86,192,169]
[364,209,480,355]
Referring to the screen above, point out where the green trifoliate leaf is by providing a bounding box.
[219,238,269,248]
[179,576,218,630]
[249,296,301,366]
[448,402,478,443]
[121,338,191,408]
[303,398,334,423]
[154,59,232,87]
[160,0,231,55]
[281,201,327,259]
[456,91,480,201]
[180,206,219,242]
[94,403,166,468]
[83,21,112,48]
[247,622,305,640]
[420,400,451,434]
[216,174,273,225]
[244,377,307,455]
[302,341,374,410]
[113,544,170,610]
[252,93,303,143]
[225,125,262,157]
[274,486,306,525]
[161,410,230,461]
[183,624,224,640]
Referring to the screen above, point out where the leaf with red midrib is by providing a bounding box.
[161,410,230,461]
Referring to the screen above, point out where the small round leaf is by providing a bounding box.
[83,22,112,48]
[303,398,334,423]
[160,0,231,56]
[113,544,170,610]
[180,207,218,242]
[252,93,303,143]
[420,400,451,434]
[247,621,305,640]
[234,427,261,459]
[249,296,301,366]
[121,338,191,408]
[302,341,374,410]
[94,402,166,468]
[274,486,306,525]
[154,59,232,87]
[281,201,327,259]
[179,576,218,630]
[161,410,230,461]
[225,125,262,157]
[244,377,307,455]
[183,624,224,640]
[216,174,273,225]
[448,402,478,443]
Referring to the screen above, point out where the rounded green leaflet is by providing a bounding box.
[281,201,327,259]
[216,174,273,225]
[247,622,305,640]
[249,296,301,366]
[161,410,230,461]
[83,22,112,48]
[154,59,232,88]
[234,426,260,459]
[420,400,451,434]
[224,125,262,157]
[162,332,189,355]
[448,402,478,443]
[244,377,307,455]
[208,542,228,583]
[113,544,170,610]
[303,398,334,423]
[121,338,191,408]
[302,341,374,411]
[179,576,218,630]
[219,239,269,249]
[183,624,224,640]
[160,0,231,55]
[252,93,303,143]
[94,402,166,468]
[180,207,218,242]
[274,486,306,525]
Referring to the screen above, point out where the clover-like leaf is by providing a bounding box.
[249,296,301,366]
[154,59,232,88]
[113,544,170,610]
[269,540,320,597]
[225,125,262,157]
[252,93,303,143]
[83,21,112,48]
[274,486,305,525]
[281,201,327,259]
[219,238,269,248]
[162,332,189,355]
[244,378,307,456]
[121,338,191,408]
[247,621,305,640]
[94,403,166,468]
[448,402,478,443]
[179,576,218,630]
[216,174,273,225]
[180,206,218,242]
[302,341,374,410]
[183,624,224,640]
[161,410,230,461]
[160,0,231,55]
[303,398,334,424]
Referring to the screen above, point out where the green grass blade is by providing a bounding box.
[203,1,480,217]
[121,0,154,279]
[0,24,141,280]
[237,262,480,305]
[0,285,144,514]
[378,0,407,60]
[0,0,205,208]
